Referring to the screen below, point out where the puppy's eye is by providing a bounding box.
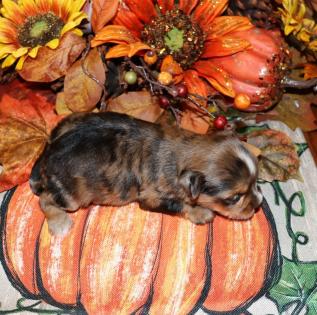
[224,194,242,205]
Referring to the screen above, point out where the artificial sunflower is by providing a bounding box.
[0,0,87,70]
[91,0,254,99]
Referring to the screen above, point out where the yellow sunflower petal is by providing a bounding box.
[68,0,86,15]
[45,38,59,49]
[61,13,86,36]
[0,43,16,59]
[72,28,83,36]
[1,0,26,24]
[2,54,16,68]
[12,46,29,58]
[16,54,28,70]
[0,18,17,44]
[28,45,40,58]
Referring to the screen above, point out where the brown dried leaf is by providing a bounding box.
[92,0,119,32]
[107,91,164,122]
[55,92,72,115]
[64,48,106,112]
[0,80,61,191]
[271,93,317,132]
[18,32,86,82]
[246,129,301,182]
[180,110,210,134]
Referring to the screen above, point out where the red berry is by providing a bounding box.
[214,115,228,130]
[176,84,188,97]
[158,96,170,109]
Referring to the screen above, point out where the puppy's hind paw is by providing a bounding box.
[47,214,73,237]
[185,206,215,225]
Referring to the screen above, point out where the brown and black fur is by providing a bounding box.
[30,112,262,236]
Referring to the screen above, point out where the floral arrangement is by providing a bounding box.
[0,0,317,188]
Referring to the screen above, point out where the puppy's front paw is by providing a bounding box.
[185,206,214,224]
[47,213,73,237]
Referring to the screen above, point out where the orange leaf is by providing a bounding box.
[64,48,106,112]
[91,25,136,47]
[91,0,119,32]
[0,80,61,191]
[18,32,86,82]
[107,91,164,123]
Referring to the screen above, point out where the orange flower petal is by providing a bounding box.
[206,16,253,40]
[192,0,228,30]
[125,0,157,24]
[157,0,174,14]
[179,0,199,15]
[183,69,209,108]
[128,42,151,57]
[193,60,235,97]
[201,36,251,58]
[112,3,144,38]
[91,25,137,47]
[106,44,130,58]
[303,63,317,79]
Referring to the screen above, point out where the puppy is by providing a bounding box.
[30,112,263,236]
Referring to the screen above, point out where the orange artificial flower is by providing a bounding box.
[0,0,87,70]
[91,0,254,99]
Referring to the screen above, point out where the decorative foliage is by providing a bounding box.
[246,129,301,182]
[0,0,87,70]
[0,80,60,192]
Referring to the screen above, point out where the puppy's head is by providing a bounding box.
[180,133,263,220]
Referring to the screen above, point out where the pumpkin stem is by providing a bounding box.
[281,76,317,92]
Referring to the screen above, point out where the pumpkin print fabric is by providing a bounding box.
[1,121,317,314]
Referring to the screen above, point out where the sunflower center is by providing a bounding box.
[18,13,64,48]
[141,9,205,68]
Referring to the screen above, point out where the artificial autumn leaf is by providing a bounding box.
[0,80,61,192]
[91,0,120,32]
[55,92,73,115]
[64,48,106,112]
[18,32,86,82]
[180,110,210,134]
[272,93,317,132]
[107,91,164,123]
[246,129,301,182]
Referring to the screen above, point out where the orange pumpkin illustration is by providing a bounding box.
[0,182,280,314]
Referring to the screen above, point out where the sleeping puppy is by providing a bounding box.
[30,112,263,236]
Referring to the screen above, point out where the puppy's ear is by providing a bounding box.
[179,170,204,200]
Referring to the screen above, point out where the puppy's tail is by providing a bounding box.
[29,148,47,196]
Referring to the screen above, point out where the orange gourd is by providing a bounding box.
[0,182,280,314]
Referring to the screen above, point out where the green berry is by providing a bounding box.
[124,71,137,85]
